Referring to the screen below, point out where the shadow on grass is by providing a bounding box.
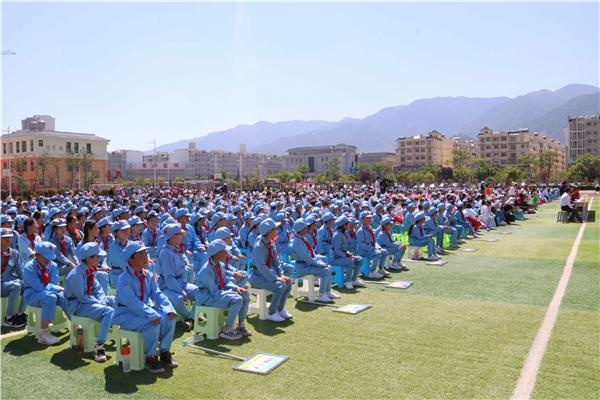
[103,364,172,394]
[2,332,69,356]
[50,347,93,370]
[246,315,293,336]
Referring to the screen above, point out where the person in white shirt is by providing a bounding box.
[559,188,582,223]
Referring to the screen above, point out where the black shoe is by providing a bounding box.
[183,318,194,332]
[160,351,178,368]
[146,356,166,374]
[3,315,25,328]
[94,344,107,363]
[15,313,27,326]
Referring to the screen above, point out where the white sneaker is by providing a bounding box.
[368,271,381,279]
[328,291,341,299]
[37,331,60,345]
[317,294,333,303]
[427,256,439,262]
[380,269,391,277]
[352,280,367,288]
[279,309,293,319]
[389,264,402,271]
[345,282,354,289]
[267,313,285,322]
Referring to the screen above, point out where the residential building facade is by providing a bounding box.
[285,144,358,175]
[395,130,456,170]
[566,115,600,165]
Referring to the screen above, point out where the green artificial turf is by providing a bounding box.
[2,201,598,399]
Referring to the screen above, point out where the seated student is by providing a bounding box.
[408,213,440,262]
[346,217,359,254]
[113,243,177,374]
[107,220,131,288]
[66,215,84,246]
[22,242,72,345]
[423,208,449,255]
[454,202,477,238]
[196,239,251,340]
[48,218,79,277]
[305,215,319,249]
[274,213,292,261]
[212,227,248,286]
[434,204,460,250]
[64,243,116,362]
[237,213,254,251]
[479,200,496,229]
[1,228,27,328]
[291,219,339,303]
[76,219,111,295]
[142,210,160,259]
[316,212,335,259]
[158,223,201,331]
[248,218,293,322]
[330,216,365,290]
[376,216,407,271]
[357,211,389,279]
[18,217,41,266]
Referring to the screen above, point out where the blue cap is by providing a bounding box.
[415,212,426,222]
[232,205,242,214]
[124,242,148,260]
[176,208,191,219]
[407,202,416,209]
[214,227,232,240]
[305,215,317,225]
[380,216,392,226]
[135,206,146,215]
[259,218,277,235]
[162,223,184,241]
[243,212,254,220]
[127,216,143,226]
[0,227,14,238]
[359,211,373,220]
[335,215,349,228]
[1,215,14,224]
[274,212,287,222]
[35,241,57,261]
[322,212,335,223]
[112,220,131,232]
[428,208,438,216]
[147,210,158,219]
[97,217,112,229]
[445,203,453,211]
[207,239,227,257]
[292,219,307,233]
[211,212,225,226]
[456,201,464,208]
[77,242,107,260]
[422,201,430,210]
[50,218,67,228]
[47,207,61,220]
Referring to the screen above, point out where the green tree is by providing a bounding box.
[496,166,525,183]
[372,162,392,180]
[36,152,51,187]
[292,165,310,182]
[453,167,474,183]
[324,158,340,181]
[420,162,441,180]
[353,163,373,182]
[451,147,474,169]
[12,157,27,194]
[566,153,600,181]
[537,150,559,184]
[473,158,497,181]
[517,154,537,180]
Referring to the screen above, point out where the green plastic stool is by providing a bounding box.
[0,297,8,323]
[26,305,69,335]
[193,306,226,340]
[69,315,100,352]
[114,327,145,371]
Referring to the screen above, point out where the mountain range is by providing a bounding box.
[153,84,599,155]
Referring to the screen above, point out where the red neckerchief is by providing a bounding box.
[366,226,375,242]
[102,236,110,251]
[59,237,68,256]
[286,230,290,241]
[311,231,317,247]
[85,266,95,295]
[134,269,146,301]
[419,224,424,235]
[27,232,36,249]
[384,229,393,242]
[210,258,225,289]
[300,236,315,258]
[1,250,11,273]
[348,230,356,240]
[68,228,80,244]
[265,239,274,268]
[151,229,158,246]
[179,243,185,254]
[37,261,50,285]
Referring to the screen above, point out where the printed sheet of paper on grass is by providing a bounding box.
[426,259,448,266]
[332,303,371,314]
[482,238,499,242]
[461,248,478,252]
[386,280,413,289]
[233,353,289,375]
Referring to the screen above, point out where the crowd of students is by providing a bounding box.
[0,181,556,373]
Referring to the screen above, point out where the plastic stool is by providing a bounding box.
[360,258,371,277]
[292,274,317,301]
[114,327,145,371]
[26,305,69,335]
[193,305,226,340]
[69,315,100,352]
[248,288,272,320]
[331,265,346,288]
[0,296,9,322]
[407,246,422,260]
[556,211,569,223]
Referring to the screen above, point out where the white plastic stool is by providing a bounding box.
[113,326,145,371]
[26,305,69,335]
[292,275,317,301]
[248,287,272,320]
[408,246,422,260]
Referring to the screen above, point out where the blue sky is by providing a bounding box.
[2,2,599,150]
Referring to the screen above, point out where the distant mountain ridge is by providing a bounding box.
[152,84,599,154]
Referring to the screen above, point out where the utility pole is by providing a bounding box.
[239,143,246,193]
[2,50,16,197]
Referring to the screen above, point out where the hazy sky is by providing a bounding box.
[2,2,599,150]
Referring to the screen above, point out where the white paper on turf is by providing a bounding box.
[462,248,478,252]
[426,259,448,266]
[332,303,371,314]
[386,281,413,289]
[233,353,289,375]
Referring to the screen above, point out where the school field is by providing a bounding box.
[1,199,599,399]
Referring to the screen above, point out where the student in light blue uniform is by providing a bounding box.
[207,212,227,242]
[22,242,71,345]
[408,213,440,261]
[436,204,459,249]
[245,216,264,257]
[107,221,131,288]
[444,204,466,243]
[157,223,200,331]
[356,212,389,279]
[196,239,251,340]
[454,202,476,238]
[248,218,293,322]
[112,243,177,374]
[175,208,201,255]
[330,216,365,289]
[423,208,449,255]
[376,216,407,271]
[274,213,292,262]
[76,220,110,295]
[402,202,416,232]
[346,217,359,253]
[316,212,335,259]
[237,213,254,252]
[1,228,26,328]
[18,218,41,266]
[48,218,79,277]
[64,243,115,362]
[141,211,160,259]
[291,219,339,302]
[212,228,248,285]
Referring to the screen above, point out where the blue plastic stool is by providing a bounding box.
[360,258,371,277]
[331,265,346,288]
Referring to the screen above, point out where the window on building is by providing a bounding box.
[30,160,34,171]
[21,141,26,152]
[38,139,43,147]
[2,143,6,154]
[74,142,79,154]
[30,140,34,152]
[66,142,72,153]
[9,143,13,153]
[16,141,20,153]
[163,163,167,168]
[86,143,92,154]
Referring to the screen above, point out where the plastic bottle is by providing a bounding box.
[76,325,84,352]
[121,342,131,373]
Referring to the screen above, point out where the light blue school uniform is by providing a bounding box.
[376,229,405,265]
[331,229,362,283]
[356,225,387,273]
[408,223,436,257]
[315,225,334,257]
[1,247,26,316]
[22,259,71,322]
[157,244,200,320]
[290,234,332,294]
[49,235,79,276]
[107,240,130,288]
